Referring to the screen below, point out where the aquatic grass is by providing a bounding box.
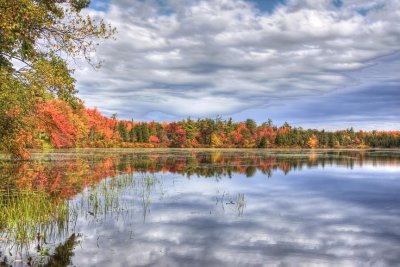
[82,173,137,219]
[236,193,246,217]
[78,173,162,223]
[0,190,71,250]
[140,175,160,221]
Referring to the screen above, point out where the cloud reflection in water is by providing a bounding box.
[0,149,399,266]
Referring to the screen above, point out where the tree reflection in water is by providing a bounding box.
[0,149,398,265]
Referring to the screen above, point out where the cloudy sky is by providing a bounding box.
[76,0,400,129]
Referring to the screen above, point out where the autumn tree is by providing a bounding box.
[211,133,222,147]
[35,100,78,148]
[307,134,319,148]
[0,0,115,159]
[197,119,215,145]
[149,135,160,143]
[166,123,187,147]
[85,108,114,144]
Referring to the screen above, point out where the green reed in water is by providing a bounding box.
[0,190,70,250]
[236,193,246,217]
[82,173,136,218]
[81,174,161,222]
[0,172,163,265]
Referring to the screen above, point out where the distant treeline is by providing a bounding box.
[17,100,399,155]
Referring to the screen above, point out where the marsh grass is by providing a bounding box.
[80,173,162,222]
[140,175,160,221]
[0,168,164,264]
[236,193,246,217]
[82,173,136,218]
[0,190,70,251]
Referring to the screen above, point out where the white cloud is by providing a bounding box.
[75,0,400,120]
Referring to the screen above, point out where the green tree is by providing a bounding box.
[129,127,136,142]
[245,118,257,135]
[141,123,150,143]
[258,137,268,148]
[118,122,128,142]
[183,117,197,143]
[135,125,143,142]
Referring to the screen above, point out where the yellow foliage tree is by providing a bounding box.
[307,135,319,148]
[211,133,223,148]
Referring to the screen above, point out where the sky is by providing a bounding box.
[75,0,400,130]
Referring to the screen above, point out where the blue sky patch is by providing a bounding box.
[332,0,343,8]
[247,0,286,13]
[89,0,111,11]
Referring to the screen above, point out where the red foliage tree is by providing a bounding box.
[166,122,187,147]
[35,100,77,148]
[85,108,115,143]
[149,135,160,143]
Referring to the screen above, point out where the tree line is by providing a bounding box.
[15,99,400,157]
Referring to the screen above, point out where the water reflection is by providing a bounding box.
[0,149,399,266]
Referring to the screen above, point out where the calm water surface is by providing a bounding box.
[0,149,399,266]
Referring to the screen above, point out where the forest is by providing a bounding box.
[9,98,400,157]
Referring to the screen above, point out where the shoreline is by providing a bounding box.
[1,147,399,161]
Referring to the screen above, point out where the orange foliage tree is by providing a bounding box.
[35,100,79,148]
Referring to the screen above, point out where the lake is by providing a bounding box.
[0,149,399,266]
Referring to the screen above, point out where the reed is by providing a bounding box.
[236,193,246,217]
[0,190,70,250]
